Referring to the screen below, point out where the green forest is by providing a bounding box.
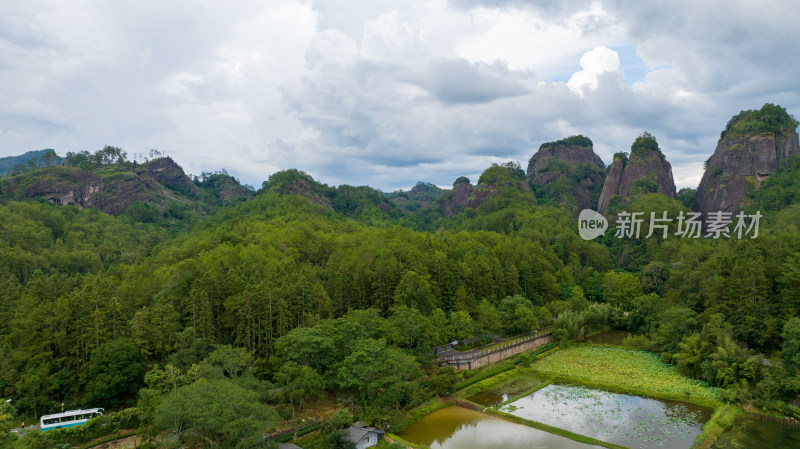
[1,111,800,448]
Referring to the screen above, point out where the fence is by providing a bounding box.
[438,329,553,370]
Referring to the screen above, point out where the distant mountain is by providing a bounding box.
[0,149,51,174]
[0,153,254,220]
[260,169,402,220]
[389,182,443,213]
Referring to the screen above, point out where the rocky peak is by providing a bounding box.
[526,135,605,212]
[693,104,800,216]
[598,133,677,214]
[526,135,604,182]
[145,157,199,197]
[440,177,474,216]
[465,162,534,210]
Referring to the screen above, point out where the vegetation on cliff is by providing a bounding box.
[721,103,798,139]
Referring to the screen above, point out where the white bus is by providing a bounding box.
[39,408,104,431]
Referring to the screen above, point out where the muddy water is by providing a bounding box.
[397,406,603,449]
[504,384,713,449]
[711,412,800,448]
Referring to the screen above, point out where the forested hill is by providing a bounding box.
[1,107,800,447]
[0,147,255,222]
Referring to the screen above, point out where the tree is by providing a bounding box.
[336,339,421,407]
[477,299,502,336]
[499,295,536,334]
[393,271,436,313]
[428,367,457,396]
[168,326,209,371]
[447,311,476,342]
[153,377,276,448]
[275,362,325,417]
[782,317,800,373]
[38,149,61,167]
[602,271,643,310]
[84,338,145,407]
[193,345,254,380]
[382,306,435,353]
[0,400,18,448]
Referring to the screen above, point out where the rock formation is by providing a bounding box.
[598,133,677,214]
[466,162,534,210]
[526,135,605,212]
[440,177,474,216]
[3,156,252,216]
[694,104,800,216]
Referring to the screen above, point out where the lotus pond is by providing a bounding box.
[397,406,603,449]
[501,384,713,449]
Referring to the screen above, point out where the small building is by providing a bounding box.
[346,422,384,449]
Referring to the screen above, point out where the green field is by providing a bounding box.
[531,345,721,407]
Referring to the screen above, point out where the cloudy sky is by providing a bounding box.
[1,0,799,191]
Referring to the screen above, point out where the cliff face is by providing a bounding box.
[146,157,200,197]
[2,157,252,216]
[693,130,800,215]
[597,159,624,214]
[25,170,103,209]
[598,142,677,215]
[441,181,473,216]
[526,143,605,212]
[526,144,605,182]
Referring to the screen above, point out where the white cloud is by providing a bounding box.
[1,0,799,192]
[568,46,620,92]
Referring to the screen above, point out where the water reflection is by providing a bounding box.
[504,384,712,449]
[398,406,602,449]
[711,412,800,448]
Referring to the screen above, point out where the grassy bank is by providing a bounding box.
[531,345,721,408]
[386,433,430,449]
[691,404,743,449]
[498,380,551,406]
[453,363,516,391]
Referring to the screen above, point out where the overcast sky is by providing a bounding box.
[2,0,799,191]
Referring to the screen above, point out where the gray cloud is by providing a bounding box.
[1,0,799,193]
[406,58,531,104]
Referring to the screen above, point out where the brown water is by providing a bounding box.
[466,374,543,406]
[581,329,640,346]
[397,406,603,449]
[711,412,800,448]
[503,384,713,449]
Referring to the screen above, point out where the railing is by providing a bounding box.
[438,328,553,369]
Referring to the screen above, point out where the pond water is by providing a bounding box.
[711,412,800,448]
[466,375,543,406]
[502,384,713,449]
[581,329,640,346]
[397,406,603,449]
